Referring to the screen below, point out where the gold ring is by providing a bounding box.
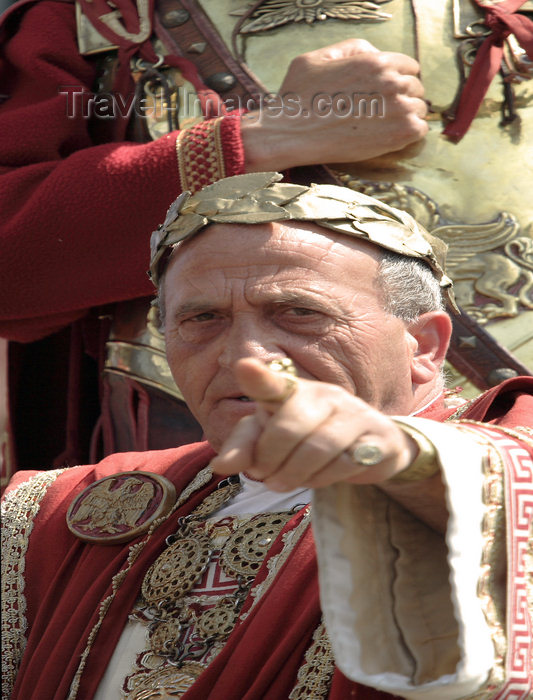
[266,358,298,403]
[350,443,384,467]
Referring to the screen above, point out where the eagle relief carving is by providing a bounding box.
[70,476,155,534]
[230,0,393,34]
[433,214,533,324]
[335,174,533,325]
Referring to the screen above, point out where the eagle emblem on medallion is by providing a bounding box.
[66,471,176,544]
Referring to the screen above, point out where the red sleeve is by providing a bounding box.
[0,1,245,342]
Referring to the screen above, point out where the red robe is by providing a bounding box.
[3,377,533,699]
[0,0,246,471]
[0,0,244,341]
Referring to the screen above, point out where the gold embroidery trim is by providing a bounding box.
[1,469,68,699]
[176,118,226,194]
[67,466,214,700]
[289,620,335,700]
[69,472,311,698]
[124,662,205,699]
[125,510,302,695]
[124,515,250,697]
[444,395,482,421]
[242,506,311,618]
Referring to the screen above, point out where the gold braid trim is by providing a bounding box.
[175,118,226,194]
[67,466,214,700]
[241,506,311,619]
[289,620,335,700]
[1,469,68,699]
[444,395,482,421]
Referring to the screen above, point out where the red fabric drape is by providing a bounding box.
[0,1,245,342]
[10,443,217,700]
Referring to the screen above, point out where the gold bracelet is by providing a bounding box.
[388,420,440,483]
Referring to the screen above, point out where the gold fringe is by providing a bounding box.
[1,469,67,698]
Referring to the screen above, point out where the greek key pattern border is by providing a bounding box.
[456,422,533,699]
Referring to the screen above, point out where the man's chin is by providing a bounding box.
[203,398,257,451]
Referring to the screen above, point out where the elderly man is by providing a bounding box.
[2,173,532,700]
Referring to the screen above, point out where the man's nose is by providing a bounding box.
[217,316,281,368]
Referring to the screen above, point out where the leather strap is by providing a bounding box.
[448,308,531,389]
[155,0,265,101]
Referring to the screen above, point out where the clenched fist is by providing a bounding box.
[242,38,428,171]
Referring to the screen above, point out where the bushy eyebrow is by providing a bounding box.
[260,284,353,312]
[170,301,221,322]
[265,291,335,312]
[170,288,343,322]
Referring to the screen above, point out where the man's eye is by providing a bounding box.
[286,307,317,316]
[189,312,216,322]
[176,312,222,342]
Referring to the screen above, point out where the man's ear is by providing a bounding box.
[407,311,452,386]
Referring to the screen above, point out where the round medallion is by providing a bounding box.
[196,599,238,640]
[149,618,183,656]
[221,512,292,580]
[142,534,211,604]
[66,471,176,544]
[190,480,241,519]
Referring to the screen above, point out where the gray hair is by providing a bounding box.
[377,250,445,322]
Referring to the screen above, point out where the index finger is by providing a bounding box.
[235,358,298,410]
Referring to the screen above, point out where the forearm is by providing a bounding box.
[0,139,181,337]
[0,3,245,341]
[312,421,494,697]
[313,417,533,697]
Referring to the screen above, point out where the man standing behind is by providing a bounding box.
[2,173,532,699]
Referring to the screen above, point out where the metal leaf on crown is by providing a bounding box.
[149,172,456,310]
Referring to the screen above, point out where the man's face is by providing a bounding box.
[163,221,421,451]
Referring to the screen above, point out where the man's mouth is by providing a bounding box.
[236,396,252,402]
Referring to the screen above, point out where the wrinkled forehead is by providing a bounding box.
[160,221,386,322]
[164,219,382,275]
